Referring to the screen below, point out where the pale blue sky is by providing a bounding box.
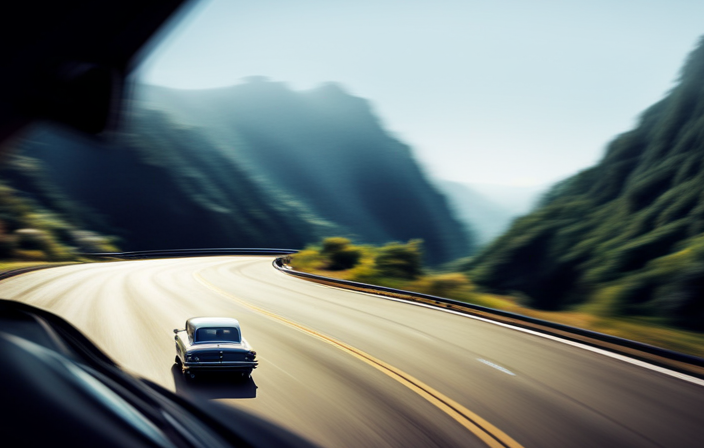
[140,0,704,187]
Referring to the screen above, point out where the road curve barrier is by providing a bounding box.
[0,249,298,281]
[272,257,704,380]
[80,248,299,260]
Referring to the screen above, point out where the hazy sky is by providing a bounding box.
[140,0,704,187]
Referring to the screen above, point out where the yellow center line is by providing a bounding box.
[194,270,523,448]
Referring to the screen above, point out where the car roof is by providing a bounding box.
[187,317,241,330]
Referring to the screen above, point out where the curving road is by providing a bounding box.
[1,256,703,447]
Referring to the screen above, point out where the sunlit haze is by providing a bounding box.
[141,0,704,187]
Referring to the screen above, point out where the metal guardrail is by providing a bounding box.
[0,250,297,279]
[272,257,704,379]
[81,248,299,260]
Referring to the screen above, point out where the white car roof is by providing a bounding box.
[188,317,241,330]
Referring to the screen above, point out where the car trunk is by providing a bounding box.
[222,351,248,362]
[195,351,221,362]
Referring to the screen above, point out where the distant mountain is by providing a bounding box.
[10,112,333,252]
[434,180,514,245]
[4,79,473,264]
[138,79,474,264]
[467,37,704,330]
[463,183,548,216]
[435,180,546,246]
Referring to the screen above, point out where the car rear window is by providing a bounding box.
[195,327,240,343]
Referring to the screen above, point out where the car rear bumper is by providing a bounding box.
[183,361,258,372]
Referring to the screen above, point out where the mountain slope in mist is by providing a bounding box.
[7,79,473,264]
[11,111,335,252]
[435,180,546,246]
[140,79,474,264]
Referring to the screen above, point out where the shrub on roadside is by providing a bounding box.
[412,272,474,298]
[374,240,423,280]
[290,248,326,271]
[15,228,72,261]
[320,237,363,271]
[70,230,120,253]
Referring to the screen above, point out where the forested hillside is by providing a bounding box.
[9,111,336,252]
[3,80,473,263]
[0,154,117,260]
[468,38,704,330]
[140,79,474,264]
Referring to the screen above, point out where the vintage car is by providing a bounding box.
[174,317,258,379]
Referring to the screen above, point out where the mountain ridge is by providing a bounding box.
[3,80,474,264]
[467,37,704,330]
[138,79,475,264]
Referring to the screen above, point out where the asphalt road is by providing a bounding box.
[1,256,703,448]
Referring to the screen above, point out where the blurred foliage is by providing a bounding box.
[467,37,704,331]
[374,240,423,280]
[292,237,476,299]
[292,236,704,357]
[320,237,363,270]
[0,170,118,261]
[410,272,474,298]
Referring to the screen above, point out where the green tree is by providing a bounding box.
[321,237,362,271]
[416,273,474,297]
[0,220,16,259]
[374,240,423,280]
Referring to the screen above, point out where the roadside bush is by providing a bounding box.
[16,228,50,252]
[320,237,362,271]
[374,240,423,280]
[291,237,427,284]
[290,248,326,271]
[14,250,46,261]
[70,230,119,253]
[321,237,351,255]
[347,256,381,283]
[648,264,704,330]
[412,273,474,298]
[0,220,17,259]
[0,234,16,259]
[14,228,72,261]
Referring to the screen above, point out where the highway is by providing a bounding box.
[1,256,703,447]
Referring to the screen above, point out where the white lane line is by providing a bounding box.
[258,356,302,382]
[293,277,704,388]
[390,296,704,387]
[477,359,516,376]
